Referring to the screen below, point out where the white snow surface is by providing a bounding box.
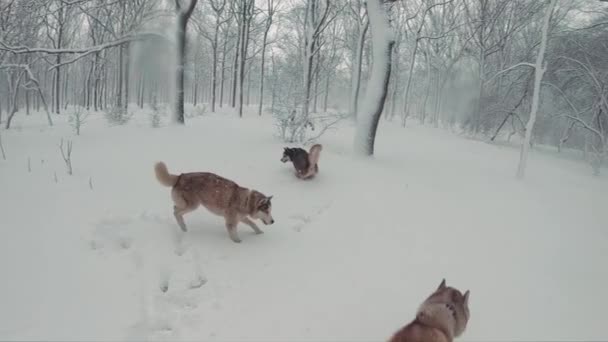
[0,107,607,341]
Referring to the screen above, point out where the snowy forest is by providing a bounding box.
[1,0,607,174]
[1,0,607,340]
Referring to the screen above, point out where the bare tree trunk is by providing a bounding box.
[174,0,199,124]
[401,39,419,127]
[6,72,24,129]
[54,59,61,114]
[138,71,145,108]
[246,63,251,106]
[353,0,394,156]
[421,56,432,124]
[237,0,252,117]
[193,68,198,107]
[231,20,242,108]
[323,71,330,113]
[25,90,30,115]
[124,43,130,110]
[350,20,369,119]
[387,42,399,121]
[257,2,274,116]
[0,131,5,160]
[516,0,557,179]
[219,30,228,108]
[63,70,69,110]
[210,12,221,112]
[313,60,319,114]
[117,46,124,109]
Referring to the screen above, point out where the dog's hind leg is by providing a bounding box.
[174,204,197,232]
[241,217,263,234]
[225,217,242,243]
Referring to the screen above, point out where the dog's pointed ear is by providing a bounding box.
[463,290,470,305]
[437,279,446,290]
[267,195,273,202]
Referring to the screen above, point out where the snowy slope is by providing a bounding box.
[0,107,607,341]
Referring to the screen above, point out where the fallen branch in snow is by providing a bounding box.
[59,139,73,175]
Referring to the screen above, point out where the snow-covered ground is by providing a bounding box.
[0,107,607,341]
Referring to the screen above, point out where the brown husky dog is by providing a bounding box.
[154,162,274,243]
[389,279,470,342]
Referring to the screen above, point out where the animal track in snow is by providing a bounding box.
[288,201,332,232]
[90,218,134,252]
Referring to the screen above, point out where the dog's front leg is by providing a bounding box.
[225,218,242,243]
[241,217,263,234]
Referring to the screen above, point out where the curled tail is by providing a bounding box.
[308,144,322,167]
[154,161,179,187]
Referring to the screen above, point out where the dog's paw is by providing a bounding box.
[231,238,242,243]
[255,230,264,235]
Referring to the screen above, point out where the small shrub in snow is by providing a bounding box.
[68,107,90,135]
[149,106,162,128]
[59,138,73,175]
[104,107,133,126]
[271,103,345,143]
[186,104,207,118]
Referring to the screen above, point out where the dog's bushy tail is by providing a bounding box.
[154,161,179,187]
[308,144,322,166]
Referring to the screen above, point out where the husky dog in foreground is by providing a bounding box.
[281,144,323,179]
[154,162,274,243]
[389,279,470,342]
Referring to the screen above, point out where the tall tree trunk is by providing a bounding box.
[388,44,399,120]
[63,70,69,110]
[401,39,419,127]
[25,90,30,115]
[237,0,251,117]
[124,43,130,110]
[231,20,242,108]
[353,0,395,156]
[516,0,556,179]
[257,22,271,115]
[54,58,61,114]
[246,63,251,106]
[6,73,24,129]
[219,32,228,107]
[210,17,220,112]
[117,46,124,109]
[350,20,369,119]
[313,60,319,114]
[174,0,198,124]
[421,53,431,124]
[323,71,330,113]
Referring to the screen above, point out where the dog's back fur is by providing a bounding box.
[389,279,470,342]
[154,162,274,243]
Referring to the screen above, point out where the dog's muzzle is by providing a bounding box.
[280,156,289,163]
